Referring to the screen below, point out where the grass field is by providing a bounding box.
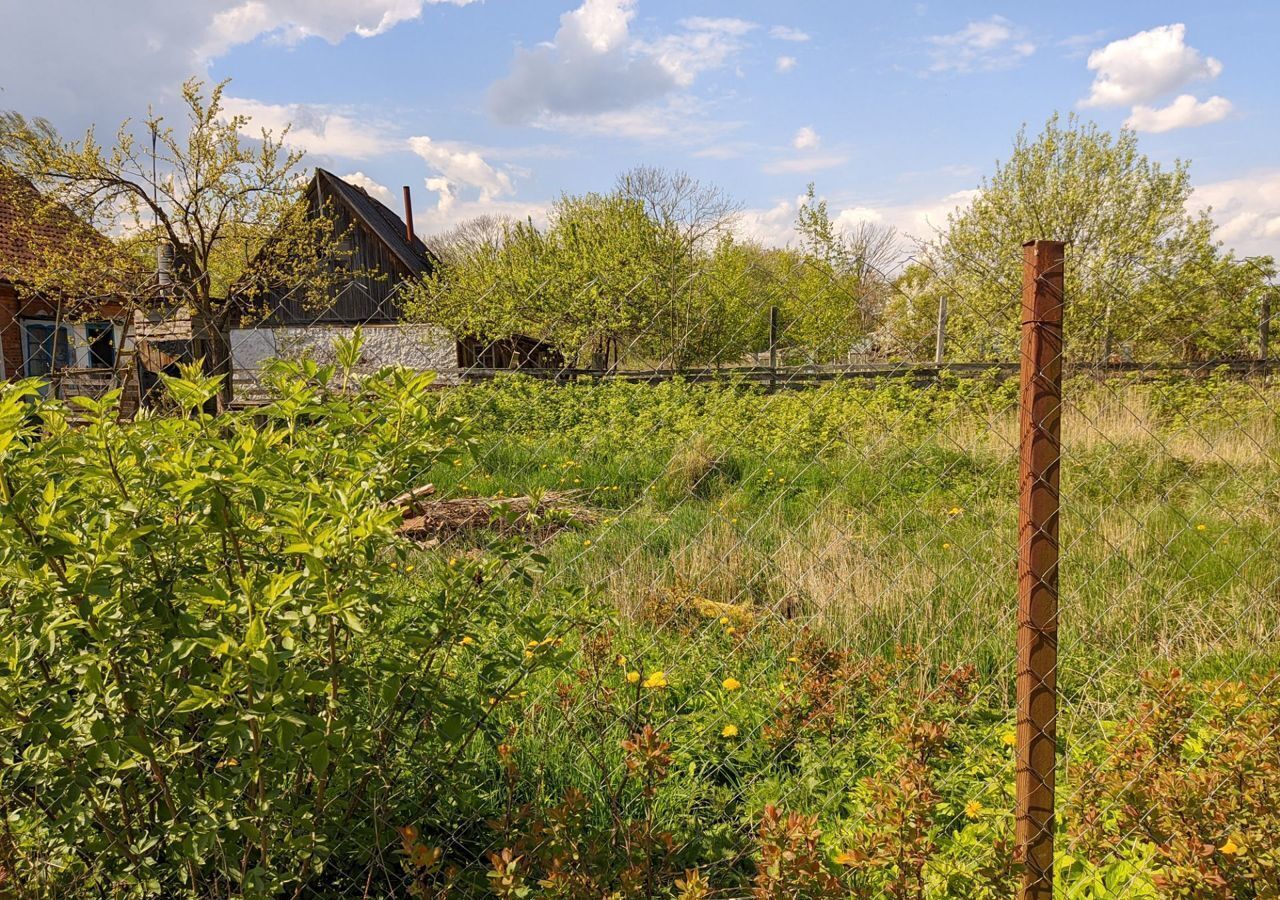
[5,367,1278,897]
[382,372,1280,896]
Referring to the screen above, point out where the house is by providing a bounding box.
[228,168,458,393]
[0,169,133,407]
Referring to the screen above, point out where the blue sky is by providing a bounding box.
[1,1,1277,256]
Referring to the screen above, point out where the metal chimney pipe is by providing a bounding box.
[402,185,415,244]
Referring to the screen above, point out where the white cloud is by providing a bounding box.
[1193,170,1280,258]
[416,198,551,241]
[769,25,810,43]
[0,1,477,131]
[792,126,820,150]
[340,171,392,201]
[761,155,847,175]
[735,199,799,246]
[221,96,396,158]
[1125,94,1233,133]
[487,0,755,131]
[776,55,798,74]
[643,17,758,87]
[533,95,740,144]
[201,0,478,57]
[835,207,884,229]
[1081,24,1222,108]
[737,189,980,250]
[926,16,1035,73]
[408,136,516,212]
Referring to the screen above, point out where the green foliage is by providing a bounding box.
[410,184,886,369]
[0,339,572,896]
[904,113,1275,362]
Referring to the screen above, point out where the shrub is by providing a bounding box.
[0,342,569,896]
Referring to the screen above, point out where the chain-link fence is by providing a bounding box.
[2,177,1279,899]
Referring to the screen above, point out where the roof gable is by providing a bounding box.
[311,169,437,277]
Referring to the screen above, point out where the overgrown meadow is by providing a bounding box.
[1,350,1278,897]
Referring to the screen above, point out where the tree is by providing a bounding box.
[430,213,516,265]
[921,113,1274,361]
[794,185,899,351]
[616,166,745,367]
[0,78,349,406]
[412,191,676,367]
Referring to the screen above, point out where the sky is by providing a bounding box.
[1,0,1277,258]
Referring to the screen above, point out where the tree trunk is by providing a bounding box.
[203,320,234,413]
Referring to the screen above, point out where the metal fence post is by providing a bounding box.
[1016,239,1065,899]
[769,305,779,393]
[934,295,948,367]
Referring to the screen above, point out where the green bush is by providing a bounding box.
[0,342,571,896]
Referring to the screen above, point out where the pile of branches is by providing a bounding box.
[388,485,599,543]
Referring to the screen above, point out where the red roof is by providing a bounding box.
[0,168,111,284]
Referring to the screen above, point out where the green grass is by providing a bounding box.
[420,373,1280,688]
[388,373,1280,895]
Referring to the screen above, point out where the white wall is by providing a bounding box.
[230,323,459,383]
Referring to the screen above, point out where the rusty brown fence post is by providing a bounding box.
[1015,239,1065,899]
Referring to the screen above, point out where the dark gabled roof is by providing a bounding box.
[312,168,438,276]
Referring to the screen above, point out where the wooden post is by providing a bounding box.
[769,305,779,392]
[1015,240,1064,900]
[1261,289,1272,364]
[934,295,948,367]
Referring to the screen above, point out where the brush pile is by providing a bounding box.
[389,484,599,542]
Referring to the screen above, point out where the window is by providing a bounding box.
[87,321,116,368]
[21,320,73,378]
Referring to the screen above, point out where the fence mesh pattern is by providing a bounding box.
[2,228,1279,899]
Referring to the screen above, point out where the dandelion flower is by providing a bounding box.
[458,635,475,646]
[643,671,668,689]
[721,724,739,737]
[1001,732,1017,747]
[1197,523,1207,532]
[948,506,963,516]
[719,616,730,626]
[787,656,800,663]
[964,800,983,819]
[616,654,627,666]
[942,542,952,550]
[722,677,742,691]
[626,671,641,684]
[583,539,593,547]
[726,626,736,636]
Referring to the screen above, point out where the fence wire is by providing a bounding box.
[1,217,1278,900]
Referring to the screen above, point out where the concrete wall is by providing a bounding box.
[230,323,459,382]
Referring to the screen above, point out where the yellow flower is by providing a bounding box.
[616,654,627,666]
[947,506,963,516]
[582,539,592,546]
[787,656,800,663]
[721,724,739,738]
[1001,732,1017,747]
[1221,838,1243,856]
[458,635,475,646]
[726,626,737,636]
[405,564,415,572]
[942,542,952,550]
[1197,523,1208,532]
[722,677,742,691]
[626,671,641,684]
[964,800,983,819]
[642,671,668,689]
[719,616,730,625]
